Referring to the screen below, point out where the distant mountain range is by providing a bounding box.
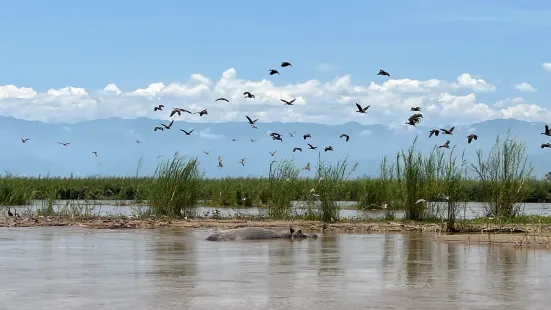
[0,116,549,178]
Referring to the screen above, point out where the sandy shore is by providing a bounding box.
[2,216,551,249]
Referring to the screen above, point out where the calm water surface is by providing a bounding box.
[0,228,550,309]
[4,200,551,219]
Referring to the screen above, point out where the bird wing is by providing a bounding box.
[246,116,253,124]
[355,103,362,111]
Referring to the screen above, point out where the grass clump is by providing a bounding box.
[266,159,302,219]
[471,131,534,218]
[310,155,358,222]
[0,174,34,205]
[148,152,203,217]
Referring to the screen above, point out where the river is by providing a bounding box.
[0,227,550,309]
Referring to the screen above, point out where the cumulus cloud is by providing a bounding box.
[513,82,536,92]
[358,130,372,136]
[543,63,551,72]
[0,68,549,126]
[198,127,224,139]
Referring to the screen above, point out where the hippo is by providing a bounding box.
[205,226,318,241]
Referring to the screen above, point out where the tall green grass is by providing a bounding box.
[148,152,203,217]
[312,154,358,222]
[266,159,301,218]
[471,131,534,217]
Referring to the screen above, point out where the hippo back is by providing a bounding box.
[206,227,286,241]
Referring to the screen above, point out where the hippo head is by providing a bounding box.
[289,227,318,239]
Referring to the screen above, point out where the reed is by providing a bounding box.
[470,130,534,218]
[266,159,302,218]
[148,152,203,217]
[312,154,358,222]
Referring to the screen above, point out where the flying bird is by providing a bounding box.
[281,98,296,105]
[269,69,280,75]
[203,151,211,155]
[238,158,246,166]
[340,134,350,142]
[467,134,478,144]
[20,138,30,143]
[429,129,440,138]
[307,143,317,150]
[542,143,551,149]
[161,120,174,129]
[243,92,255,99]
[281,61,292,67]
[304,163,311,170]
[250,139,256,143]
[289,132,296,137]
[196,109,208,116]
[355,103,370,114]
[439,140,451,149]
[180,129,195,135]
[154,126,164,131]
[154,104,164,111]
[410,107,421,112]
[293,147,302,152]
[377,69,390,77]
[136,140,142,144]
[324,146,334,152]
[406,114,423,126]
[215,97,230,103]
[269,151,277,156]
[170,108,192,117]
[57,142,70,146]
[541,125,551,136]
[246,116,258,125]
[92,151,98,157]
[303,134,311,140]
[440,126,455,135]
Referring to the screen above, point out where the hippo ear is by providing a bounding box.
[289,227,295,234]
[297,229,302,234]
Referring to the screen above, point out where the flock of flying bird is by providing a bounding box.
[13,62,551,170]
[145,64,484,169]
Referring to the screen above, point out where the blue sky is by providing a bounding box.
[2,0,551,177]
[0,0,550,126]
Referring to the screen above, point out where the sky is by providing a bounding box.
[0,0,551,127]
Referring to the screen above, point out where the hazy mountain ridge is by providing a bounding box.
[0,116,549,178]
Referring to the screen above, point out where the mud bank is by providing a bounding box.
[0,216,445,232]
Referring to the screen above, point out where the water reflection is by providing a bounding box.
[1,228,551,309]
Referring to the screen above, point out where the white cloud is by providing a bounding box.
[358,130,372,136]
[0,68,548,126]
[198,127,224,139]
[513,82,536,92]
[543,63,551,72]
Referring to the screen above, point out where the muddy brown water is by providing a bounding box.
[0,228,550,309]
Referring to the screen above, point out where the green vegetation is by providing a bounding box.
[0,134,549,227]
[148,153,203,217]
